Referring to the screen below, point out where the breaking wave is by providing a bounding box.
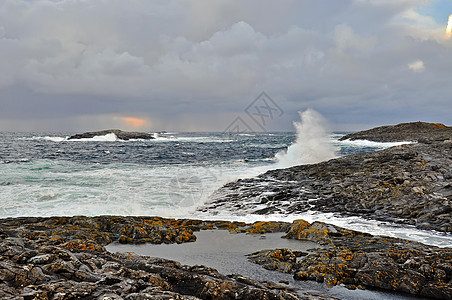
[275,109,337,168]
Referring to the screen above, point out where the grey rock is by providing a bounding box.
[68,129,154,140]
[340,121,452,142]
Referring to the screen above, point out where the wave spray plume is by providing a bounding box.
[275,109,337,168]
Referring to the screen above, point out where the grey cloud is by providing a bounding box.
[0,0,451,131]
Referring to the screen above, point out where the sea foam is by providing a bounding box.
[72,133,119,142]
[337,138,413,149]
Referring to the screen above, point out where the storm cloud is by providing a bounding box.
[0,0,451,131]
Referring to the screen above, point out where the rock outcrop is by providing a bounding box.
[248,219,452,299]
[202,136,452,233]
[68,129,154,140]
[2,122,452,299]
[0,237,304,299]
[340,122,452,142]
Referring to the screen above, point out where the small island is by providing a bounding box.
[68,129,155,140]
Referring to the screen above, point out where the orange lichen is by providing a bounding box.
[61,240,104,251]
[247,221,282,234]
[338,250,355,261]
[432,123,447,128]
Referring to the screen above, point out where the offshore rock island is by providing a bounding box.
[68,129,155,140]
[0,122,451,299]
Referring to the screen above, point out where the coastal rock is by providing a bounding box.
[339,121,452,142]
[247,219,452,299]
[68,129,154,140]
[247,248,298,273]
[203,141,452,233]
[0,234,302,299]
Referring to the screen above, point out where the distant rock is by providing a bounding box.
[68,129,154,140]
[340,121,452,142]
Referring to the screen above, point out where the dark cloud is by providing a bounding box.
[0,0,451,131]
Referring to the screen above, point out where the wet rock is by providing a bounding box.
[1,215,451,299]
[29,253,56,265]
[247,248,297,273]
[248,219,452,299]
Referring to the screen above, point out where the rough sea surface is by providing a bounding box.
[0,131,450,247]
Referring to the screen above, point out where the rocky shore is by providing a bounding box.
[0,216,451,299]
[202,122,452,233]
[249,219,452,299]
[68,130,154,140]
[0,216,325,299]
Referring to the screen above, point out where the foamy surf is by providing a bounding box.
[0,158,272,219]
[24,136,69,142]
[338,138,413,149]
[23,134,234,143]
[191,210,452,248]
[25,134,119,142]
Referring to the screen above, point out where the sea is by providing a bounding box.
[1,128,451,248]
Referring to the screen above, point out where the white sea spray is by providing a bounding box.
[275,109,337,168]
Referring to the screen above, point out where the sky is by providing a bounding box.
[0,0,451,132]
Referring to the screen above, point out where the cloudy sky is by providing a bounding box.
[0,0,451,132]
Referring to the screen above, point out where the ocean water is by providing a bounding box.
[0,128,451,248]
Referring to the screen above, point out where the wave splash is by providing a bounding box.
[275,109,337,168]
[338,138,412,149]
[27,134,118,142]
[25,134,233,143]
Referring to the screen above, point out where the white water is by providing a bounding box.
[0,159,271,219]
[275,109,337,168]
[193,211,452,248]
[25,133,233,143]
[26,134,119,142]
[338,138,413,149]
